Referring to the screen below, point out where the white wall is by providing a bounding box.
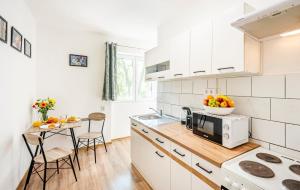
[0,0,36,189]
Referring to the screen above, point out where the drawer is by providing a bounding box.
[170,142,192,166]
[150,131,171,151]
[192,153,222,186]
[131,121,152,139]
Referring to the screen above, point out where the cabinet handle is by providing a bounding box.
[158,76,165,79]
[155,151,164,158]
[146,78,152,80]
[193,70,205,74]
[141,129,149,134]
[132,123,137,126]
[195,163,213,174]
[173,149,185,157]
[173,73,183,77]
[217,67,235,71]
[155,138,164,144]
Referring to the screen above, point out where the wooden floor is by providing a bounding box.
[19,138,152,190]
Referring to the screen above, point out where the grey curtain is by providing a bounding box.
[102,42,117,101]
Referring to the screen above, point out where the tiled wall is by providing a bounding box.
[157,74,300,159]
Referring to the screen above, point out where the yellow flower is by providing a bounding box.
[49,98,56,105]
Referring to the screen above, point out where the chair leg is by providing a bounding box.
[69,155,77,181]
[43,163,47,190]
[56,160,59,174]
[87,139,90,151]
[102,134,107,152]
[93,139,96,163]
[75,139,81,170]
[23,161,34,190]
[74,138,80,162]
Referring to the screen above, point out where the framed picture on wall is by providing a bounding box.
[69,54,88,67]
[0,15,7,43]
[11,27,22,52]
[24,38,31,58]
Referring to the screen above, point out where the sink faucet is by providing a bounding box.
[149,108,163,116]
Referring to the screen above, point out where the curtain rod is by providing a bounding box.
[106,42,146,50]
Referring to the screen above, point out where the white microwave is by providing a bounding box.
[192,112,249,149]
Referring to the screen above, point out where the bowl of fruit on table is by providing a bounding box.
[203,95,235,115]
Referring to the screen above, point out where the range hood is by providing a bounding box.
[232,0,300,39]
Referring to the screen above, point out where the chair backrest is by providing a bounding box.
[88,112,105,121]
[88,112,106,132]
[23,133,43,145]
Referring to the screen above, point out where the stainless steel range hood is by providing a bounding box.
[231,0,300,39]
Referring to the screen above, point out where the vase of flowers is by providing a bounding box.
[32,98,56,122]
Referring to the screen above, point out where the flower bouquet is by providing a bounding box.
[32,98,56,122]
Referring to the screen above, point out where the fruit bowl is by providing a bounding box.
[203,105,235,116]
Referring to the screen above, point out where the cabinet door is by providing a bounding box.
[151,149,171,190]
[171,159,191,190]
[190,21,213,76]
[192,175,213,190]
[212,4,245,74]
[170,31,190,79]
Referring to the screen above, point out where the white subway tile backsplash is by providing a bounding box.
[163,103,172,115]
[181,80,193,94]
[286,124,300,151]
[193,79,207,94]
[217,78,227,95]
[271,98,300,125]
[191,95,204,109]
[252,119,285,146]
[207,78,217,88]
[179,94,194,107]
[249,138,270,149]
[270,144,300,159]
[227,77,251,96]
[164,81,172,93]
[171,105,182,118]
[233,97,270,120]
[286,74,300,99]
[171,81,182,93]
[158,73,300,154]
[252,75,285,98]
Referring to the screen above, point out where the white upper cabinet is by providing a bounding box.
[190,20,213,76]
[170,31,190,79]
[212,2,261,74]
[145,42,170,67]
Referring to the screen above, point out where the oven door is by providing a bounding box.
[192,113,223,145]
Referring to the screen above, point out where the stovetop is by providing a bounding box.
[222,147,300,190]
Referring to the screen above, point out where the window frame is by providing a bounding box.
[115,52,156,102]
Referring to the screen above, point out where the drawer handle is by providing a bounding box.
[155,138,164,144]
[193,70,205,74]
[173,149,185,157]
[146,78,152,80]
[217,67,234,71]
[173,73,183,77]
[155,151,164,158]
[158,76,165,79]
[132,123,137,126]
[141,129,149,134]
[195,163,212,174]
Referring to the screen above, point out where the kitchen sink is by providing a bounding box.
[138,114,161,120]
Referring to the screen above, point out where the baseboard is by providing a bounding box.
[112,136,130,141]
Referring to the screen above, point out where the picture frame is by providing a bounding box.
[24,38,31,58]
[11,27,22,52]
[0,15,7,43]
[69,54,88,67]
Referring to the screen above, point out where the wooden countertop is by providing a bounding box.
[133,119,259,168]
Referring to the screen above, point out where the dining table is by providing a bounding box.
[25,118,89,170]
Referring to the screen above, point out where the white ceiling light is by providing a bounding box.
[280,29,300,37]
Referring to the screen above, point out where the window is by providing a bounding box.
[115,53,156,101]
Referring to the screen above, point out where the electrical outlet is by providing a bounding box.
[205,88,217,96]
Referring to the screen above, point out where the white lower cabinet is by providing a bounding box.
[170,159,191,190]
[150,149,171,190]
[192,174,213,190]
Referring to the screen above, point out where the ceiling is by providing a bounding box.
[25,0,280,43]
[26,0,209,42]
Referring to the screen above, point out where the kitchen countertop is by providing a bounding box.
[131,116,259,168]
